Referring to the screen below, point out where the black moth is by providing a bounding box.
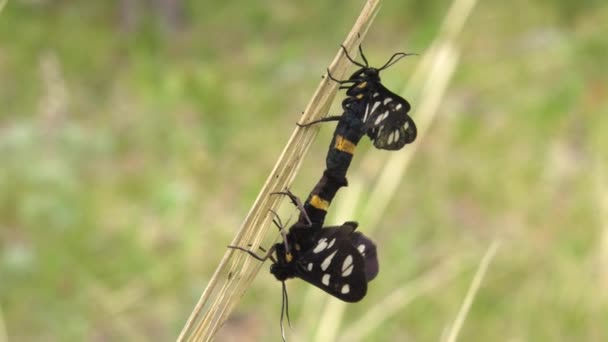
[229,191,378,338]
[301,44,417,151]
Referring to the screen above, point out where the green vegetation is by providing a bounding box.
[1,1,606,341]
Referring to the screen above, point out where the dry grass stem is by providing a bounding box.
[177,1,383,341]
[444,240,501,342]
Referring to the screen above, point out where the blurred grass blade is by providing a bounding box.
[0,305,7,342]
[444,240,501,342]
[177,1,384,341]
[595,158,608,292]
[338,256,468,342]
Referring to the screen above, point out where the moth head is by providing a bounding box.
[348,67,380,83]
[270,262,292,281]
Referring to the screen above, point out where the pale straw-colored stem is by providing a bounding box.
[177,1,383,341]
[443,240,501,342]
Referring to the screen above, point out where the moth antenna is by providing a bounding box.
[284,282,292,329]
[339,44,367,68]
[358,42,369,67]
[280,282,289,342]
[378,52,417,71]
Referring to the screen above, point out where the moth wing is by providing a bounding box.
[362,86,416,150]
[349,231,379,281]
[295,226,369,302]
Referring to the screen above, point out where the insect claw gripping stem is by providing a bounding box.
[268,208,284,231]
[268,208,291,254]
[227,245,276,262]
[270,190,313,226]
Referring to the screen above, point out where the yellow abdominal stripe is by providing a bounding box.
[334,135,357,154]
[310,195,330,211]
[286,253,293,262]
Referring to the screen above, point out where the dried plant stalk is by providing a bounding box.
[177,1,383,341]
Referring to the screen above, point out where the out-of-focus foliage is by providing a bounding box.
[0,0,606,341]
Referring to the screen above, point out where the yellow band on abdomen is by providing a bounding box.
[334,135,357,154]
[310,195,330,211]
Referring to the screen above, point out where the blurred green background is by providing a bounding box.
[1,0,607,341]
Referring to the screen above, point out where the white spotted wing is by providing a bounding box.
[361,84,417,150]
[294,223,375,302]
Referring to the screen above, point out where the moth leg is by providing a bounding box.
[268,209,291,255]
[228,244,276,262]
[297,115,342,128]
[271,190,312,226]
[325,67,348,84]
[245,244,275,261]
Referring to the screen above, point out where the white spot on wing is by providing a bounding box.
[357,244,366,254]
[375,111,388,125]
[394,130,400,141]
[322,274,330,286]
[395,103,402,110]
[363,103,370,121]
[371,101,381,114]
[307,263,313,271]
[313,238,328,253]
[388,132,394,144]
[341,284,350,294]
[327,238,336,249]
[383,97,392,105]
[321,250,338,271]
[373,92,380,98]
[342,255,354,277]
